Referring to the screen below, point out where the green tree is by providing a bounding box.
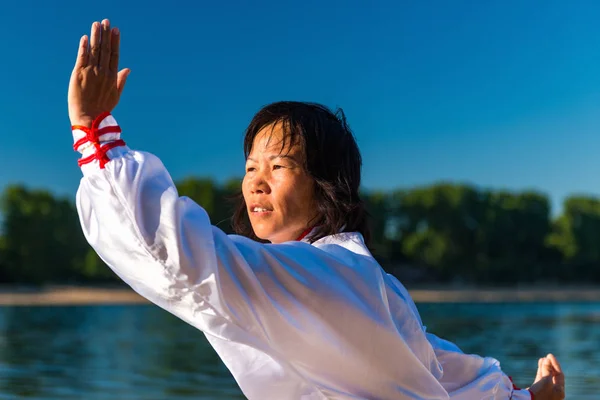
[175,177,242,234]
[176,177,217,216]
[0,179,597,285]
[396,183,485,280]
[546,196,600,281]
[392,184,552,283]
[362,190,391,258]
[477,191,551,282]
[0,185,90,283]
[214,177,242,234]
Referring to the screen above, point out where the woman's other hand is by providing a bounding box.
[529,354,565,400]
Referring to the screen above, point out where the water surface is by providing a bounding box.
[0,302,596,399]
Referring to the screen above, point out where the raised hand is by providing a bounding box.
[68,19,130,127]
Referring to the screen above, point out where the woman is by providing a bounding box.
[68,20,565,399]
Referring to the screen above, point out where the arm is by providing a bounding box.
[68,20,455,399]
[74,112,455,399]
[73,114,348,333]
[428,334,564,399]
[384,274,536,400]
[425,332,533,399]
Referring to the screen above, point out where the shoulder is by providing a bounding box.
[312,232,373,258]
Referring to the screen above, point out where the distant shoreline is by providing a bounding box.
[0,285,596,306]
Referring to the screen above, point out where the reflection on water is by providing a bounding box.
[0,302,596,399]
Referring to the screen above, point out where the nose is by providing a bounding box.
[249,170,271,195]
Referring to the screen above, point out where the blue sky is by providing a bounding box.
[2,0,600,214]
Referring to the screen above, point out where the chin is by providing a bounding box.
[251,222,294,243]
[250,224,271,241]
[254,228,289,244]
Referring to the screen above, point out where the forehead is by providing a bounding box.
[249,122,304,156]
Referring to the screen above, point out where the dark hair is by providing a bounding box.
[232,101,370,246]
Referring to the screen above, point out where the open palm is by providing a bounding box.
[68,19,129,127]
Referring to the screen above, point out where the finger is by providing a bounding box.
[89,22,101,67]
[99,19,111,69]
[541,358,554,377]
[545,354,565,388]
[535,358,543,382]
[109,27,120,73]
[546,353,563,374]
[117,68,131,96]
[74,35,89,70]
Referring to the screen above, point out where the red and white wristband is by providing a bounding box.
[72,112,126,169]
[509,376,535,399]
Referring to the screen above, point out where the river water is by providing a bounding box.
[0,302,596,399]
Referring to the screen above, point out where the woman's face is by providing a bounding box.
[242,123,317,244]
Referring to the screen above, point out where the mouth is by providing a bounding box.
[249,204,274,214]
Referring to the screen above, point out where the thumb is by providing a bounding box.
[117,68,131,96]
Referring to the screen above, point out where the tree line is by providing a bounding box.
[0,178,599,285]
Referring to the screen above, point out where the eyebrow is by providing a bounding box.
[246,154,300,163]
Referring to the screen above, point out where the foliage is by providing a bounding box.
[1,179,599,285]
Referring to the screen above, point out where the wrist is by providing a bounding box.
[69,110,110,128]
[70,115,94,128]
[71,112,126,171]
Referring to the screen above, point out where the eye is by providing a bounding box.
[273,165,284,170]
[246,167,256,173]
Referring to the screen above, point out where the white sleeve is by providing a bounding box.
[383,273,533,400]
[426,332,533,399]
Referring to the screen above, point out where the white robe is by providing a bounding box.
[72,114,532,399]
